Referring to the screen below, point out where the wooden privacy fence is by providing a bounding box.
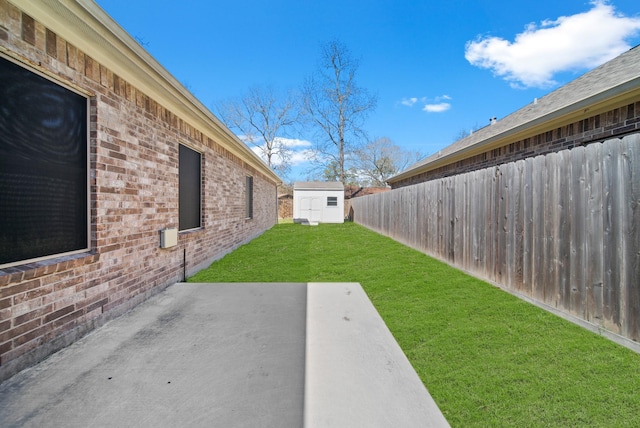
[351,134,640,342]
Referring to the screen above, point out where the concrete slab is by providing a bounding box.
[304,283,449,427]
[0,283,307,428]
[0,282,449,427]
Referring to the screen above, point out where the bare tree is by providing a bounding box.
[453,123,482,142]
[216,85,298,175]
[354,137,425,186]
[301,40,377,184]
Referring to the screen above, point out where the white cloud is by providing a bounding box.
[276,137,314,166]
[249,137,314,167]
[465,1,640,88]
[401,97,419,107]
[250,145,262,155]
[423,102,451,113]
[275,137,312,148]
[400,95,452,113]
[236,134,254,143]
[289,149,316,166]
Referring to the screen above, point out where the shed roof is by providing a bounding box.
[389,44,640,184]
[294,181,345,191]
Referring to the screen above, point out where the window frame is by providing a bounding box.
[327,196,338,207]
[178,143,202,232]
[0,54,91,269]
[245,176,254,219]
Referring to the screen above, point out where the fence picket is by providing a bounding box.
[557,149,571,311]
[626,135,640,340]
[585,143,604,323]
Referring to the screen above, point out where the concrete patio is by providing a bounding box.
[0,282,449,427]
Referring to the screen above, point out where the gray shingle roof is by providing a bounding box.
[294,181,345,191]
[390,44,640,183]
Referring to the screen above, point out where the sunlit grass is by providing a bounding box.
[190,222,640,427]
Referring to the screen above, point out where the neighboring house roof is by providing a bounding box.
[389,44,640,184]
[17,0,280,185]
[294,181,345,191]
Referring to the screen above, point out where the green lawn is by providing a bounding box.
[190,222,640,427]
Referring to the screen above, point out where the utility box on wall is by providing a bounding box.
[293,182,344,224]
[160,228,178,248]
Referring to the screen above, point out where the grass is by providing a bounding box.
[189,222,640,427]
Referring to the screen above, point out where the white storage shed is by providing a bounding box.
[293,182,345,224]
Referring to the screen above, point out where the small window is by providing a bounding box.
[245,176,253,219]
[327,196,338,206]
[0,56,89,268]
[179,144,201,231]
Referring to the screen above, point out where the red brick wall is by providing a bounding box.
[0,2,277,380]
[279,197,293,219]
[392,101,640,188]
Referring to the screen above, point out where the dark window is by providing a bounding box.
[0,56,88,267]
[327,196,338,206]
[179,144,201,230]
[245,176,253,219]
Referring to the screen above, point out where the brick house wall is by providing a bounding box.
[391,100,640,188]
[0,1,278,381]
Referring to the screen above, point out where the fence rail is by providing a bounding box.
[351,134,640,342]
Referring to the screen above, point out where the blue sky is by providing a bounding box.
[96,0,640,182]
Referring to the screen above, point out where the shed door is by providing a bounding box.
[300,197,322,222]
[310,197,322,222]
